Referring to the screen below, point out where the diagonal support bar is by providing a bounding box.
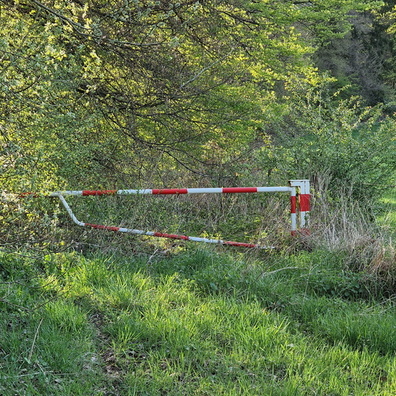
[53,192,275,249]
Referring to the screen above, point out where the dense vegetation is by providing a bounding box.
[1,0,395,192]
[0,0,395,394]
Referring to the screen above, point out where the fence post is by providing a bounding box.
[289,180,310,235]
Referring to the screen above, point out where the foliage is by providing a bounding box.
[250,83,396,200]
[311,0,396,106]
[0,0,387,192]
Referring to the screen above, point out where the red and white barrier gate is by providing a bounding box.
[49,180,310,249]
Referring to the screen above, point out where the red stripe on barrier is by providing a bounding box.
[82,190,117,196]
[299,194,310,212]
[152,189,188,195]
[86,223,120,232]
[153,232,190,240]
[223,241,257,248]
[222,187,258,193]
[19,192,40,198]
[290,196,297,213]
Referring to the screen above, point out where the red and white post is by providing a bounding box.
[289,179,310,235]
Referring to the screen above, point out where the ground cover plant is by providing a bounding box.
[1,172,395,396]
[1,245,396,395]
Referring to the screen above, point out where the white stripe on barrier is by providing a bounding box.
[54,193,85,227]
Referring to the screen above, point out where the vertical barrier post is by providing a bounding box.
[290,186,297,236]
[289,180,310,235]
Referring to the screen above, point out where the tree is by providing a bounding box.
[0,0,385,191]
[312,0,396,106]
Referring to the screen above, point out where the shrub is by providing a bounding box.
[251,83,396,201]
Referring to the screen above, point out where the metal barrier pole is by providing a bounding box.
[20,180,310,246]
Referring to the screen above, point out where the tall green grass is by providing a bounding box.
[377,187,396,237]
[1,248,396,395]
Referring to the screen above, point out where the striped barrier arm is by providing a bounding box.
[51,186,294,196]
[22,180,310,247]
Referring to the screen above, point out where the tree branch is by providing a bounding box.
[27,0,163,47]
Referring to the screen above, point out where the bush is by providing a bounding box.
[251,83,396,201]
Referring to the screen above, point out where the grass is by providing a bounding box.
[1,247,396,395]
[377,187,396,238]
